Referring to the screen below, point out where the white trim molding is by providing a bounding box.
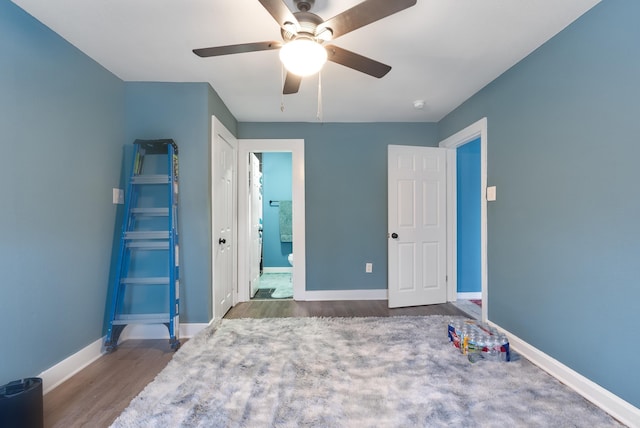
[302,289,387,301]
[39,337,105,395]
[39,322,212,394]
[262,267,293,274]
[489,321,640,427]
[237,139,306,303]
[456,292,482,300]
[439,117,488,321]
[119,322,210,341]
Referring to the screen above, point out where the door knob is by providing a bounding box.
[391,233,398,239]
[219,238,226,244]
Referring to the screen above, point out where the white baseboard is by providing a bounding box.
[39,336,105,395]
[180,322,211,337]
[262,267,293,273]
[119,322,210,341]
[488,321,640,428]
[302,289,387,301]
[39,322,210,395]
[456,292,482,300]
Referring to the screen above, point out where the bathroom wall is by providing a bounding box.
[261,152,293,268]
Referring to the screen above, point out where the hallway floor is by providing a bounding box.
[452,299,481,320]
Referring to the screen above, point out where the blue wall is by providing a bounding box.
[238,123,439,291]
[456,138,481,293]
[262,153,292,267]
[0,1,125,385]
[123,82,237,322]
[439,0,640,408]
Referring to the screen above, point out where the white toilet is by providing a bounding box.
[287,253,293,266]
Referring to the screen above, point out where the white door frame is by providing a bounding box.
[439,117,488,321]
[237,139,306,302]
[210,116,238,320]
[248,153,263,297]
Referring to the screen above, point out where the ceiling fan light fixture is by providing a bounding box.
[279,38,327,77]
[315,27,333,42]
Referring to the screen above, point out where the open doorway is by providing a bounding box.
[237,139,306,303]
[248,152,294,300]
[452,138,482,319]
[439,118,488,321]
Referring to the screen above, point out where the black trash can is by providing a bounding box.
[0,378,43,428]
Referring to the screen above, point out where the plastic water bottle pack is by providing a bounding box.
[448,319,511,363]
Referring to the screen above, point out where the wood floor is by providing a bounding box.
[226,299,468,319]
[44,301,469,427]
[43,339,182,428]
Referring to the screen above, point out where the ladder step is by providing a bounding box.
[131,175,170,184]
[131,208,169,216]
[135,139,178,155]
[126,241,170,249]
[121,277,170,285]
[124,231,170,240]
[112,313,171,325]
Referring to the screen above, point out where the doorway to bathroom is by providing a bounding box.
[250,152,293,300]
[237,139,306,303]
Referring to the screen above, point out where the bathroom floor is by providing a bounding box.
[252,272,293,300]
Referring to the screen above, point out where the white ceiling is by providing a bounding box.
[12,0,600,122]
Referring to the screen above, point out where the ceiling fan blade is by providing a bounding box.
[317,0,417,40]
[283,72,302,94]
[193,41,282,57]
[325,45,391,78]
[258,0,300,30]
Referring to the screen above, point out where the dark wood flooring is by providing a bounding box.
[43,339,182,428]
[225,299,468,319]
[44,301,469,427]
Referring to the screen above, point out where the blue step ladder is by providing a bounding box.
[105,139,180,352]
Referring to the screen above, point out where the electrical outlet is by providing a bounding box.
[365,263,373,273]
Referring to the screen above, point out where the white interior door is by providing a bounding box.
[249,153,263,297]
[388,145,447,308]
[212,118,236,319]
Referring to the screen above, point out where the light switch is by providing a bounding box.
[113,188,124,204]
[486,186,497,202]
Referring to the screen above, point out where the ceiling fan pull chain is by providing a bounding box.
[280,64,285,112]
[316,71,323,121]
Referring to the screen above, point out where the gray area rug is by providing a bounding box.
[112,316,622,427]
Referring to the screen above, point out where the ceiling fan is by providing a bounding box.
[193,0,417,94]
